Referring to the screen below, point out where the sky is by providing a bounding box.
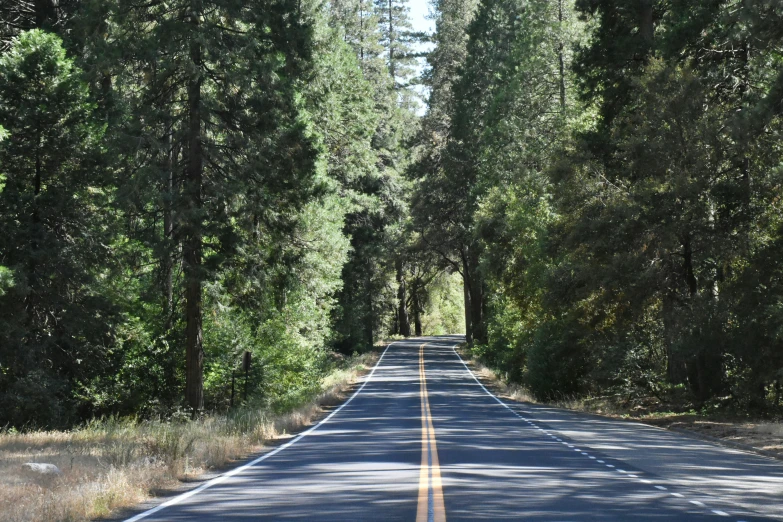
[409,0,436,34]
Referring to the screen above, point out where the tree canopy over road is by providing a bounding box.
[1,0,783,429]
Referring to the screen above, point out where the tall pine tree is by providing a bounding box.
[0,30,115,427]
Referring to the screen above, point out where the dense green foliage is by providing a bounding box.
[0,30,115,426]
[0,0,463,429]
[414,0,783,410]
[4,0,783,429]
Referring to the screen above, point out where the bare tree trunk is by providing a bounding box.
[184,2,204,414]
[681,236,701,397]
[739,41,752,228]
[26,128,43,319]
[470,279,486,345]
[683,235,697,297]
[467,248,486,345]
[662,293,682,383]
[682,234,719,401]
[365,267,374,346]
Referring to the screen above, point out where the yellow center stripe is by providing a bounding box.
[417,343,446,522]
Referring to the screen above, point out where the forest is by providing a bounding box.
[1,0,783,431]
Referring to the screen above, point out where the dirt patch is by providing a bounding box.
[641,416,783,458]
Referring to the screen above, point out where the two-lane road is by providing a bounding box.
[127,337,783,521]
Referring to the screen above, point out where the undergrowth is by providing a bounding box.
[0,350,378,522]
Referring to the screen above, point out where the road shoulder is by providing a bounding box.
[108,346,384,522]
[458,348,783,464]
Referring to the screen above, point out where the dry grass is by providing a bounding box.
[463,350,783,460]
[468,357,536,404]
[465,351,650,415]
[0,350,378,522]
[752,422,783,438]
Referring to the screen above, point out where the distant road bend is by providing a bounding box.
[126,337,783,521]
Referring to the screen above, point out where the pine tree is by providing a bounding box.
[0,0,78,50]
[330,0,386,82]
[573,0,658,127]
[409,0,477,340]
[374,0,421,90]
[423,0,479,138]
[413,0,535,345]
[99,0,322,413]
[0,30,115,427]
[326,0,419,346]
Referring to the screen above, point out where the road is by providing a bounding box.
[126,336,783,521]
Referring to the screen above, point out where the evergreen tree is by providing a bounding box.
[0,0,78,50]
[547,0,783,402]
[422,0,479,138]
[326,0,419,347]
[573,0,658,127]
[374,0,421,91]
[414,0,537,345]
[0,30,115,427]
[100,0,322,412]
[409,0,477,340]
[330,0,387,83]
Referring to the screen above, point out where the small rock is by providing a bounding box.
[21,463,62,476]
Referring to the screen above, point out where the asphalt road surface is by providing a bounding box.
[126,336,783,521]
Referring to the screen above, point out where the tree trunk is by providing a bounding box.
[412,281,422,336]
[388,0,395,84]
[396,258,410,337]
[662,293,684,383]
[467,248,486,345]
[469,278,486,345]
[739,41,752,228]
[162,112,175,331]
[639,0,654,45]
[365,267,374,346]
[34,0,57,28]
[681,234,721,400]
[461,248,474,343]
[683,235,697,297]
[557,0,566,113]
[26,128,43,324]
[184,4,204,414]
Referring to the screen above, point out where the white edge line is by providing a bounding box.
[124,342,397,522]
[451,346,528,418]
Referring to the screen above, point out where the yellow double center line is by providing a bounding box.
[417,343,446,522]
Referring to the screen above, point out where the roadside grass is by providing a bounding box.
[469,359,536,404]
[0,350,379,522]
[753,422,783,438]
[461,348,783,459]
